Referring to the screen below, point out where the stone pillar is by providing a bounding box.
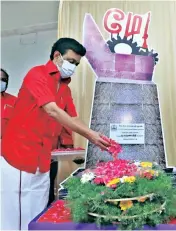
[86,80,166,168]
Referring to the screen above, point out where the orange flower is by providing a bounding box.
[148,170,155,175]
[148,170,159,176]
[138,197,147,202]
[106,178,120,187]
[119,200,133,211]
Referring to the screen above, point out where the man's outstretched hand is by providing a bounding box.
[87,131,122,159]
[87,131,110,150]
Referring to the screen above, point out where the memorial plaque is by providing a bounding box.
[110,123,145,144]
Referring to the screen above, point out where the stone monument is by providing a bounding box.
[83,12,166,168]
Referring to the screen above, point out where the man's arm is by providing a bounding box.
[43,102,109,150]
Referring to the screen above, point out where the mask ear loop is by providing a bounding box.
[60,54,64,63]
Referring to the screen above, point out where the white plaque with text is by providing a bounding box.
[110,123,145,144]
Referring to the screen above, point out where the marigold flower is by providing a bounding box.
[123,176,136,183]
[119,200,133,211]
[140,162,153,168]
[106,178,120,187]
[148,169,155,174]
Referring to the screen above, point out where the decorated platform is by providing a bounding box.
[29,200,176,230]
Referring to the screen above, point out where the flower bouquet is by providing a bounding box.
[64,140,176,230]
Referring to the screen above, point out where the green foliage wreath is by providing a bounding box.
[65,169,176,230]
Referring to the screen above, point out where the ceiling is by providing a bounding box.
[1,1,59,36]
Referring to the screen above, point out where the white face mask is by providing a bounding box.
[57,56,76,79]
[1,80,7,92]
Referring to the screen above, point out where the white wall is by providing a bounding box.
[1,30,57,96]
[1,1,59,95]
[1,1,59,31]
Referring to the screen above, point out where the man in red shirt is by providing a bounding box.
[1,68,17,138]
[1,38,110,230]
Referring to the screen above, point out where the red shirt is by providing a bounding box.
[1,92,17,137]
[1,60,74,173]
[60,127,74,147]
[59,80,77,146]
[45,80,77,150]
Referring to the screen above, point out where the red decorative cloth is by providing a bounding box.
[38,200,71,223]
[169,218,176,224]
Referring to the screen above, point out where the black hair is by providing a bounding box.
[1,68,9,79]
[50,38,86,60]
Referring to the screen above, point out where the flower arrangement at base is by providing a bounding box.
[65,158,176,230]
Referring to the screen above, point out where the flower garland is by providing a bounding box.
[65,169,176,230]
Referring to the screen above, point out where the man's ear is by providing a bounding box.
[53,51,60,59]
